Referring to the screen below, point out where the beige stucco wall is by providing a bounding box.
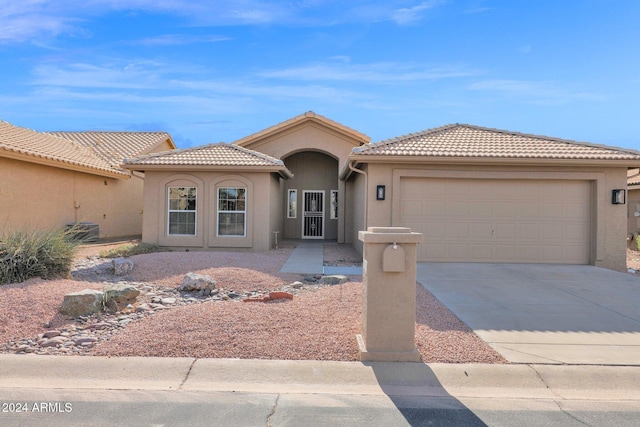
[356,162,629,271]
[140,170,279,251]
[627,188,640,240]
[0,157,142,238]
[281,152,339,239]
[346,164,367,253]
[239,122,364,243]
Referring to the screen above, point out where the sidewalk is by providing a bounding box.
[279,240,363,275]
[2,354,640,400]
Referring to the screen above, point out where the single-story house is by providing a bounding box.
[627,170,640,241]
[0,120,175,238]
[123,111,640,271]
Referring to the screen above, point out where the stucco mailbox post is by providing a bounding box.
[357,227,423,362]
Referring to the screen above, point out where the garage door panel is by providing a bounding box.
[448,200,469,216]
[564,223,588,241]
[470,201,493,217]
[447,223,469,238]
[540,203,564,218]
[421,221,446,238]
[400,178,591,264]
[541,223,563,240]
[447,243,470,260]
[564,202,589,218]
[494,223,517,239]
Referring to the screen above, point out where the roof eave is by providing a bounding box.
[122,162,293,178]
[348,154,640,168]
[1,148,130,179]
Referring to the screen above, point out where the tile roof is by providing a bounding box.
[0,120,128,177]
[123,142,290,170]
[48,131,174,169]
[353,124,640,161]
[628,172,640,187]
[233,111,370,147]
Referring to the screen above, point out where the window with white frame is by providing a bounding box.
[218,187,246,236]
[287,189,297,218]
[168,187,197,235]
[330,190,338,219]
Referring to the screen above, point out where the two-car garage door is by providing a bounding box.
[399,178,592,264]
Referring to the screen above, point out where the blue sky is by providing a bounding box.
[1,0,639,150]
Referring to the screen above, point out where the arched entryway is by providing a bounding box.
[282,151,339,240]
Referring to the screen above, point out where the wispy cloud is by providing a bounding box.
[260,61,474,83]
[391,1,446,25]
[469,79,603,105]
[136,34,231,46]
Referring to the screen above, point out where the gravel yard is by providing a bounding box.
[1,241,507,363]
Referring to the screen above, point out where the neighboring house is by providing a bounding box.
[0,120,175,238]
[627,170,640,240]
[124,112,640,271]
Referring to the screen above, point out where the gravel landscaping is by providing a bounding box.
[1,241,507,363]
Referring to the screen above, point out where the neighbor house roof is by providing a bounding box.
[352,124,640,163]
[628,169,640,187]
[48,131,176,171]
[233,111,370,148]
[123,142,293,178]
[0,120,129,178]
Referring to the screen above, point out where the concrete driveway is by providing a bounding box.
[416,263,640,365]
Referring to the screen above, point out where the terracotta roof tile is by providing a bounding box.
[123,142,287,168]
[354,124,640,161]
[48,131,174,169]
[0,120,128,177]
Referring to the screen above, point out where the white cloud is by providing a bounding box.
[259,61,474,83]
[136,34,231,46]
[391,1,445,25]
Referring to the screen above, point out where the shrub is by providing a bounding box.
[0,227,82,285]
[99,242,162,258]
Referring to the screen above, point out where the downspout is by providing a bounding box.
[348,160,368,230]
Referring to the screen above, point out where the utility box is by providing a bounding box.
[357,227,423,362]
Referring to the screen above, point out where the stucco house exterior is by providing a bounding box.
[0,120,175,238]
[627,171,640,241]
[124,112,640,271]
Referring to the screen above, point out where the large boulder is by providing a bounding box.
[103,284,140,311]
[59,289,104,318]
[112,258,134,276]
[178,273,217,292]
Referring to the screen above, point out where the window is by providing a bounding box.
[287,189,297,218]
[330,190,338,219]
[218,187,246,236]
[168,187,197,235]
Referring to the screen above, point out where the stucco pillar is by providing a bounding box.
[357,227,423,362]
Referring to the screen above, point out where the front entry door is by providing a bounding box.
[302,191,324,239]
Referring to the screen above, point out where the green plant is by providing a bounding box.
[99,242,162,258]
[0,226,83,285]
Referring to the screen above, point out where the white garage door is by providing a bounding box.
[399,178,592,264]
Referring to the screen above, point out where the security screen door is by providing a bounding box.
[302,191,324,239]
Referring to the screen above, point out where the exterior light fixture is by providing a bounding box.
[612,189,626,205]
[376,185,386,200]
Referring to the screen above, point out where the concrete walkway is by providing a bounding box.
[279,241,363,275]
[417,263,640,365]
[2,355,639,426]
[1,355,638,398]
